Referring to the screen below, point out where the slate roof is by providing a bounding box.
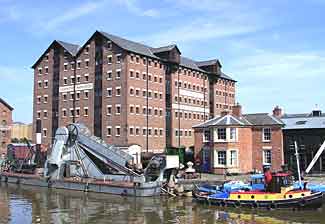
[194,113,283,128]
[56,40,80,56]
[281,116,325,130]
[32,40,80,68]
[99,31,159,59]
[196,59,221,67]
[220,72,236,82]
[282,112,325,118]
[32,31,236,81]
[244,113,283,126]
[193,114,252,128]
[151,44,180,53]
[0,98,14,111]
[180,57,206,72]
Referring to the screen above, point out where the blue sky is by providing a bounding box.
[1,0,325,123]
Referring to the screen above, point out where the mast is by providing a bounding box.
[294,141,302,188]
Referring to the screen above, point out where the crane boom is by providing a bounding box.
[305,140,325,174]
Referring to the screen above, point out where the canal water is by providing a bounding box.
[1,183,325,224]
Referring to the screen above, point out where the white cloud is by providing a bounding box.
[43,1,106,31]
[142,19,260,46]
[116,0,160,17]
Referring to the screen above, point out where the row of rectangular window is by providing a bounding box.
[177,68,207,80]
[216,90,235,98]
[129,70,164,83]
[62,91,89,101]
[63,59,90,71]
[129,127,164,137]
[129,105,164,116]
[174,96,207,106]
[62,107,89,118]
[203,127,272,142]
[129,54,163,69]
[63,74,89,85]
[174,80,207,93]
[129,88,163,99]
[175,111,208,121]
[217,79,235,87]
[174,129,193,137]
[216,104,235,109]
[106,87,121,97]
[106,126,164,137]
[37,80,48,88]
[36,95,48,104]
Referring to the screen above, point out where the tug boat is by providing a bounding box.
[194,172,323,210]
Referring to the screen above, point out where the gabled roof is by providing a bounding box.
[180,57,206,72]
[196,59,222,68]
[56,40,80,56]
[151,44,181,54]
[0,98,14,111]
[32,40,80,68]
[99,31,159,59]
[243,113,284,126]
[220,72,236,82]
[193,114,251,128]
[32,30,236,79]
[194,113,283,128]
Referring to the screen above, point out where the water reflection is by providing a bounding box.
[0,182,324,224]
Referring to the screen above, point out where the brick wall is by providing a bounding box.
[251,126,283,172]
[0,102,12,154]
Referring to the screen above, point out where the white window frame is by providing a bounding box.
[107,88,112,97]
[107,126,112,137]
[116,69,121,79]
[84,107,89,117]
[62,108,67,118]
[263,149,272,165]
[116,86,121,96]
[115,104,121,115]
[115,126,121,137]
[106,105,112,115]
[263,128,271,142]
[107,70,112,80]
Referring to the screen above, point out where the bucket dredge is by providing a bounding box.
[43,124,173,196]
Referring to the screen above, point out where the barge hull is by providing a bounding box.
[0,172,161,197]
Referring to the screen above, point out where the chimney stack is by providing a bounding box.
[312,104,322,117]
[272,105,283,118]
[232,103,242,117]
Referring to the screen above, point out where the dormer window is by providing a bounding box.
[107,41,112,49]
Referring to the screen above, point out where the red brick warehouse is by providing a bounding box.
[32,31,236,153]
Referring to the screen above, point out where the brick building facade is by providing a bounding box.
[193,104,284,174]
[0,98,13,154]
[32,31,236,152]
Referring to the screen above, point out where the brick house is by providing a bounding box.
[193,104,284,174]
[32,31,236,153]
[0,98,13,154]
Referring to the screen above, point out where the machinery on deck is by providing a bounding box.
[44,123,174,185]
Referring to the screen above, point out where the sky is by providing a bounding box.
[1,0,325,123]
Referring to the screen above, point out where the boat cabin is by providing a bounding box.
[267,173,294,193]
[250,172,294,193]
